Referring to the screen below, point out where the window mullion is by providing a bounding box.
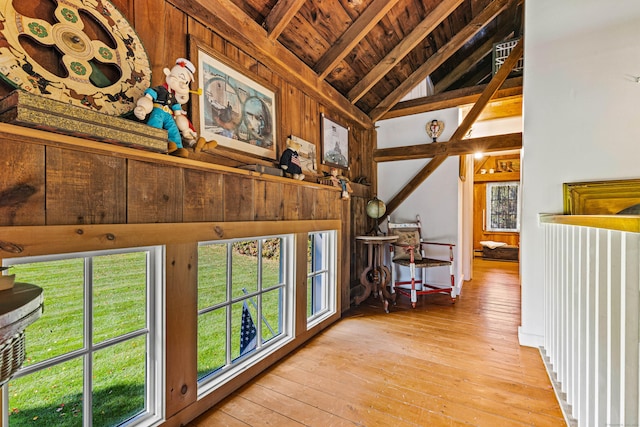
[84,256,94,426]
[257,240,263,349]
[225,243,233,367]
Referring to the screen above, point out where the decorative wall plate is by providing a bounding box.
[0,0,151,116]
[426,119,444,142]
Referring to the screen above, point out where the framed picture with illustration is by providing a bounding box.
[190,37,278,160]
[321,113,349,169]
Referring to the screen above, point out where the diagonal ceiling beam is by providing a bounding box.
[368,0,512,122]
[382,76,522,119]
[315,0,402,80]
[384,37,523,216]
[374,133,522,162]
[434,2,518,94]
[264,0,306,40]
[347,0,465,104]
[451,37,523,140]
[433,30,513,94]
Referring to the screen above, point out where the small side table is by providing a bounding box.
[353,235,398,312]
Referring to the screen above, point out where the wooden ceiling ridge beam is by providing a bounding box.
[368,0,512,122]
[382,76,522,119]
[346,0,465,104]
[264,0,306,40]
[167,0,373,128]
[384,37,524,216]
[373,132,522,162]
[315,0,402,80]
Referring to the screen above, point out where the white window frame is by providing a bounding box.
[196,234,295,398]
[1,246,165,427]
[485,181,520,232]
[306,230,337,328]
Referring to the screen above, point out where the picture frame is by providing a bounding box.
[190,37,277,160]
[289,135,318,176]
[563,179,640,215]
[321,113,349,169]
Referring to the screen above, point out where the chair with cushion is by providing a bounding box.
[387,215,457,308]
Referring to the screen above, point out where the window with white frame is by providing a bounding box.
[2,247,164,427]
[307,230,337,327]
[196,235,293,392]
[486,181,520,232]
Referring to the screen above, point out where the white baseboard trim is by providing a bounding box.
[518,326,544,347]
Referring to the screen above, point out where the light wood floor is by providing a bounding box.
[189,258,566,426]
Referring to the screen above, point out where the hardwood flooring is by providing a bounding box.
[188,258,566,426]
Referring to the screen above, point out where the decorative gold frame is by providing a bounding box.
[563,179,640,214]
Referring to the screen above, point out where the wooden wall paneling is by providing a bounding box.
[299,186,316,219]
[277,81,291,152]
[0,140,45,226]
[127,160,184,223]
[349,194,368,302]
[187,17,214,50]
[184,18,213,124]
[340,199,351,313]
[254,181,284,220]
[164,4,189,70]
[282,183,301,220]
[284,83,304,142]
[291,82,306,141]
[302,93,319,146]
[313,189,330,220]
[223,175,255,221]
[165,242,198,418]
[183,169,224,222]
[256,62,275,85]
[134,0,167,84]
[111,0,133,20]
[45,147,126,225]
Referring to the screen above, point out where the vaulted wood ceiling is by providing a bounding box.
[174,0,524,126]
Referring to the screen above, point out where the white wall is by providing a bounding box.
[520,0,640,346]
[376,109,461,288]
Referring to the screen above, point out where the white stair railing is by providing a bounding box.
[540,216,640,427]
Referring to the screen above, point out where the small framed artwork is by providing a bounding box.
[289,135,318,176]
[190,37,277,160]
[321,113,349,169]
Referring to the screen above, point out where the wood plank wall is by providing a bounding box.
[0,0,378,423]
[0,0,377,300]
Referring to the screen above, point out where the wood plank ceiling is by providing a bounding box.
[210,0,524,124]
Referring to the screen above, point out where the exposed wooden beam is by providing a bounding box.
[168,0,374,128]
[434,31,513,94]
[264,0,306,40]
[455,36,523,180]
[451,37,523,141]
[373,133,522,162]
[459,95,522,122]
[315,0,402,80]
[434,1,518,94]
[347,0,465,103]
[381,77,522,120]
[384,37,523,216]
[368,0,511,122]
